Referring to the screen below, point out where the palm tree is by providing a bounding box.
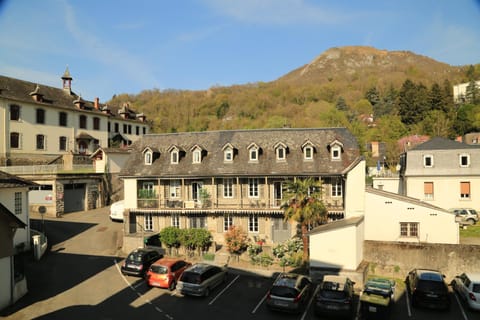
[282,177,327,263]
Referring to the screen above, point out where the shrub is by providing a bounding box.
[224,225,249,255]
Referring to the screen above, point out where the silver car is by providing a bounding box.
[176,263,227,297]
[451,272,480,311]
[266,273,312,313]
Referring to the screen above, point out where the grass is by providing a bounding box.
[459,224,480,238]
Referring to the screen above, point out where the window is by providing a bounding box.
[123,124,127,134]
[423,155,433,167]
[459,154,470,167]
[424,182,434,200]
[36,108,45,124]
[145,213,153,231]
[10,104,20,121]
[248,178,259,198]
[190,216,206,229]
[170,180,181,198]
[59,136,67,151]
[93,117,100,130]
[59,112,68,126]
[193,149,201,164]
[36,134,45,150]
[108,122,111,132]
[249,147,258,161]
[224,215,233,231]
[10,132,20,149]
[143,127,146,135]
[223,178,233,198]
[14,192,22,215]
[460,182,471,199]
[331,179,342,197]
[248,215,258,233]
[114,123,119,133]
[224,147,233,162]
[304,146,313,160]
[331,145,341,160]
[400,222,419,237]
[276,147,286,161]
[136,126,139,135]
[172,214,180,228]
[79,115,87,129]
[171,150,179,164]
[128,125,132,134]
[144,151,152,165]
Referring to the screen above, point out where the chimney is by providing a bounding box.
[94,97,100,110]
[136,113,146,122]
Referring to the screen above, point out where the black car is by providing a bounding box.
[266,273,312,313]
[406,268,450,310]
[314,275,355,318]
[121,248,163,277]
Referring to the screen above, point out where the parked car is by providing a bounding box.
[177,263,227,297]
[314,275,355,318]
[360,278,395,319]
[146,258,191,290]
[405,268,450,310]
[121,248,163,277]
[448,208,479,225]
[144,233,165,255]
[109,200,124,222]
[451,272,480,311]
[266,273,312,313]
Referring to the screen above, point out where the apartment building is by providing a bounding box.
[119,128,365,251]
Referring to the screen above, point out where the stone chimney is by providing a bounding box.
[94,97,100,110]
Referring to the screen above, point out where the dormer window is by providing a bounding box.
[274,142,287,162]
[459,153,470,167]
[193,149,201,163]
[145,151,152,165]
[423,155,433,168]
[142,147,159,165]
[171,149,179,164]
[302,141,315,160]
[248,143,260,162]
[225,148,233,162]
[329,140,344,161]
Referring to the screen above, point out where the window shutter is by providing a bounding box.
[424,182,433,194]
[460,182,470,194]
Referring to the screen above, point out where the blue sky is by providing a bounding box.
[0,0,479,102]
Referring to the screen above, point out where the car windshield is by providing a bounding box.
[417,280,446,292]
[150,265,168,274]
[319,289,347,300]
[270,286,299,298]
[127,252,144,262]
[181,272,201,284]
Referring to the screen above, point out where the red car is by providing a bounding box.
[146,258,191,290]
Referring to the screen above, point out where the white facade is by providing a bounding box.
[453,80,480,103]
[309,216,364,271]
[0,187,30,250]
[344,159,365,217]
[364,188,459,244]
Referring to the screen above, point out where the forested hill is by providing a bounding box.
[108,46,477,136]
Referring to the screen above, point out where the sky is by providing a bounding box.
[0,0,479,102]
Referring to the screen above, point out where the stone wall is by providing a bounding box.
[363,240,479,281]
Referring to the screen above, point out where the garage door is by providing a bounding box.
[64,183,86,213]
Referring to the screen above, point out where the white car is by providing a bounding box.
[451,272,480,311]
[109,200,124,222]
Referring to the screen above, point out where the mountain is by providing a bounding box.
[108,46,474,134]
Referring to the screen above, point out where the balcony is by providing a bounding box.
[0,164,95,175]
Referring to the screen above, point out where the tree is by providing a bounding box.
[335,96,348,111]
[282,178,327,263]
[398,80,429,125]
[465,79,480,104]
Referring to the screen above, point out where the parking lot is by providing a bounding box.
[115,259,478,320]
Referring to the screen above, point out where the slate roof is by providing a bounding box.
[308,216,364,235]
[0,203,26,229]
[0,73,142,122]
[411,136,480,151]
[120,127,361,178]
[0,171,37,188]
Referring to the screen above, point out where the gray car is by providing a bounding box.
[266,273,312,313]
[176,263,227,297]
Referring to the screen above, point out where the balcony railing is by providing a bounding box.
[0,164,95,175]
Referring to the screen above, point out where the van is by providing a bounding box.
[109,200,124,222]
[449,208,479,225]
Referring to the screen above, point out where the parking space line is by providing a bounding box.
[300,284,319,320]
[405,289,412,317]
[454,292,469,320]
[251,292,268,314]
[354,292,362,320]
[208,275,240,305]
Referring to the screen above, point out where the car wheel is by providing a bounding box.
[169,281,176,291]
[467,218,475,225]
